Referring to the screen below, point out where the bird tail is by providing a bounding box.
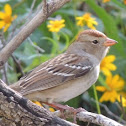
[9,80,22,93]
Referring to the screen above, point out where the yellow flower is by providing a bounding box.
[118,96,126,107]
[100,55,117,76]
[124,0,126,5]
[96,74,125,103]
[120,92,126,97]
[33,101,43,107]
[0,4,17,32]
[49,108,55,112]
[33,101,55,112]
[47,19,65,32]
[103,0,110,3]
[76,13,98,29]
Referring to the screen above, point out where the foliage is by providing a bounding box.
[0,0,126,124]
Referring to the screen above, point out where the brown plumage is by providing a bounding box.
[76,29,106,42]
[10,29,117,103]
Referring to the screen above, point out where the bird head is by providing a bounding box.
[67,29,117,61]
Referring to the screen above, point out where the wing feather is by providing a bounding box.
[19,53,93,95]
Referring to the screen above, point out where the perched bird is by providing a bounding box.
[10,30,117,106]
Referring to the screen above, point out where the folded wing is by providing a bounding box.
[19,53,93,95]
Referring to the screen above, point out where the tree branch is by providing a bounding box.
[0,79,78,126]
[0,0,70,69]
[53,107,124,126]
[76,111,123,126]
[0,80,124,126]
[91,98,126,124]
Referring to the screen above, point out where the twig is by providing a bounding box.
[11,55,25,77]
[0,66,8,84]
[28,37,45,53]
[91,98,126,124]
[0,0,71,69]
[8,0,38,42]
[77,111,123,126]
[53,109,123,126]
[28,0,37,17]
[3,63,9,84]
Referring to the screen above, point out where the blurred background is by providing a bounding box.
[0,0,126,125]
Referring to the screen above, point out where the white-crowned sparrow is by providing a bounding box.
[10,29,117,104]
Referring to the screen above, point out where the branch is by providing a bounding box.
[0,0,70,69]
[0,80,124,126]
[11,55,25,77]
[28,37,45,53]
[1,64,8,84]
[0,79,78,126]
[91,98,126,124]
[53,108,123,126]
[76,111,123,126]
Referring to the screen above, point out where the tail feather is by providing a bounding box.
[9,80,22,93]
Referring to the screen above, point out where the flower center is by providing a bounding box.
[53,23,60,28]
[4,15,11,24]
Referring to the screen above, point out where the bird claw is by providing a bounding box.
[42,102,86,124]
[69,107,86,123]
[52,105,86,124]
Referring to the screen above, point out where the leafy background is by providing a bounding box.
[0,0,126,125]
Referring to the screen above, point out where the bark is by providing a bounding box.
[0,79,78,126]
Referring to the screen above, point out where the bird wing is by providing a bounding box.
[19,53,93,95]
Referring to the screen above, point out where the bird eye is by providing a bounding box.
[92,40,98,44]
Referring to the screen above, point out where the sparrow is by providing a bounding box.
[10,29,117,105]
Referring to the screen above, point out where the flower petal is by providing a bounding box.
[111,74,119,85]
[103,0,110,3]
[4,4,12,16]
[106,75,112,86]
[118,96,126,107]
[0,12,5,19]
[113,81,124,91]
[109,90,119,103]
[122,97,126,107]
[96,86,106,92]
[47,19,65,32]
[106,63,117,71]
[104,55,116,63]
[3,23,11,32]
[101,67,112,76]
[99,92,109,102]
[0,21,5,29]
[99,90,118,103]
[33,101,43,107]
[111,75,124,91]
[49,108,55,112]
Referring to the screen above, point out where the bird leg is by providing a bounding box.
[42,102,86,123]
[42,102,68,119]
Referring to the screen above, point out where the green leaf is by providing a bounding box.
[111,0,126,9]
[59,31,70,53]
[41,37,58,55]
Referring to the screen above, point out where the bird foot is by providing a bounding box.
[66,107,86,123]
[42,102,86,123]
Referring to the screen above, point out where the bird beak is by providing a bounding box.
[104,38,118,46]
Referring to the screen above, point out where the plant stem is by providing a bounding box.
[93,84,101,114]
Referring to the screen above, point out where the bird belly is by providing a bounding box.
[26,65,100,103]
